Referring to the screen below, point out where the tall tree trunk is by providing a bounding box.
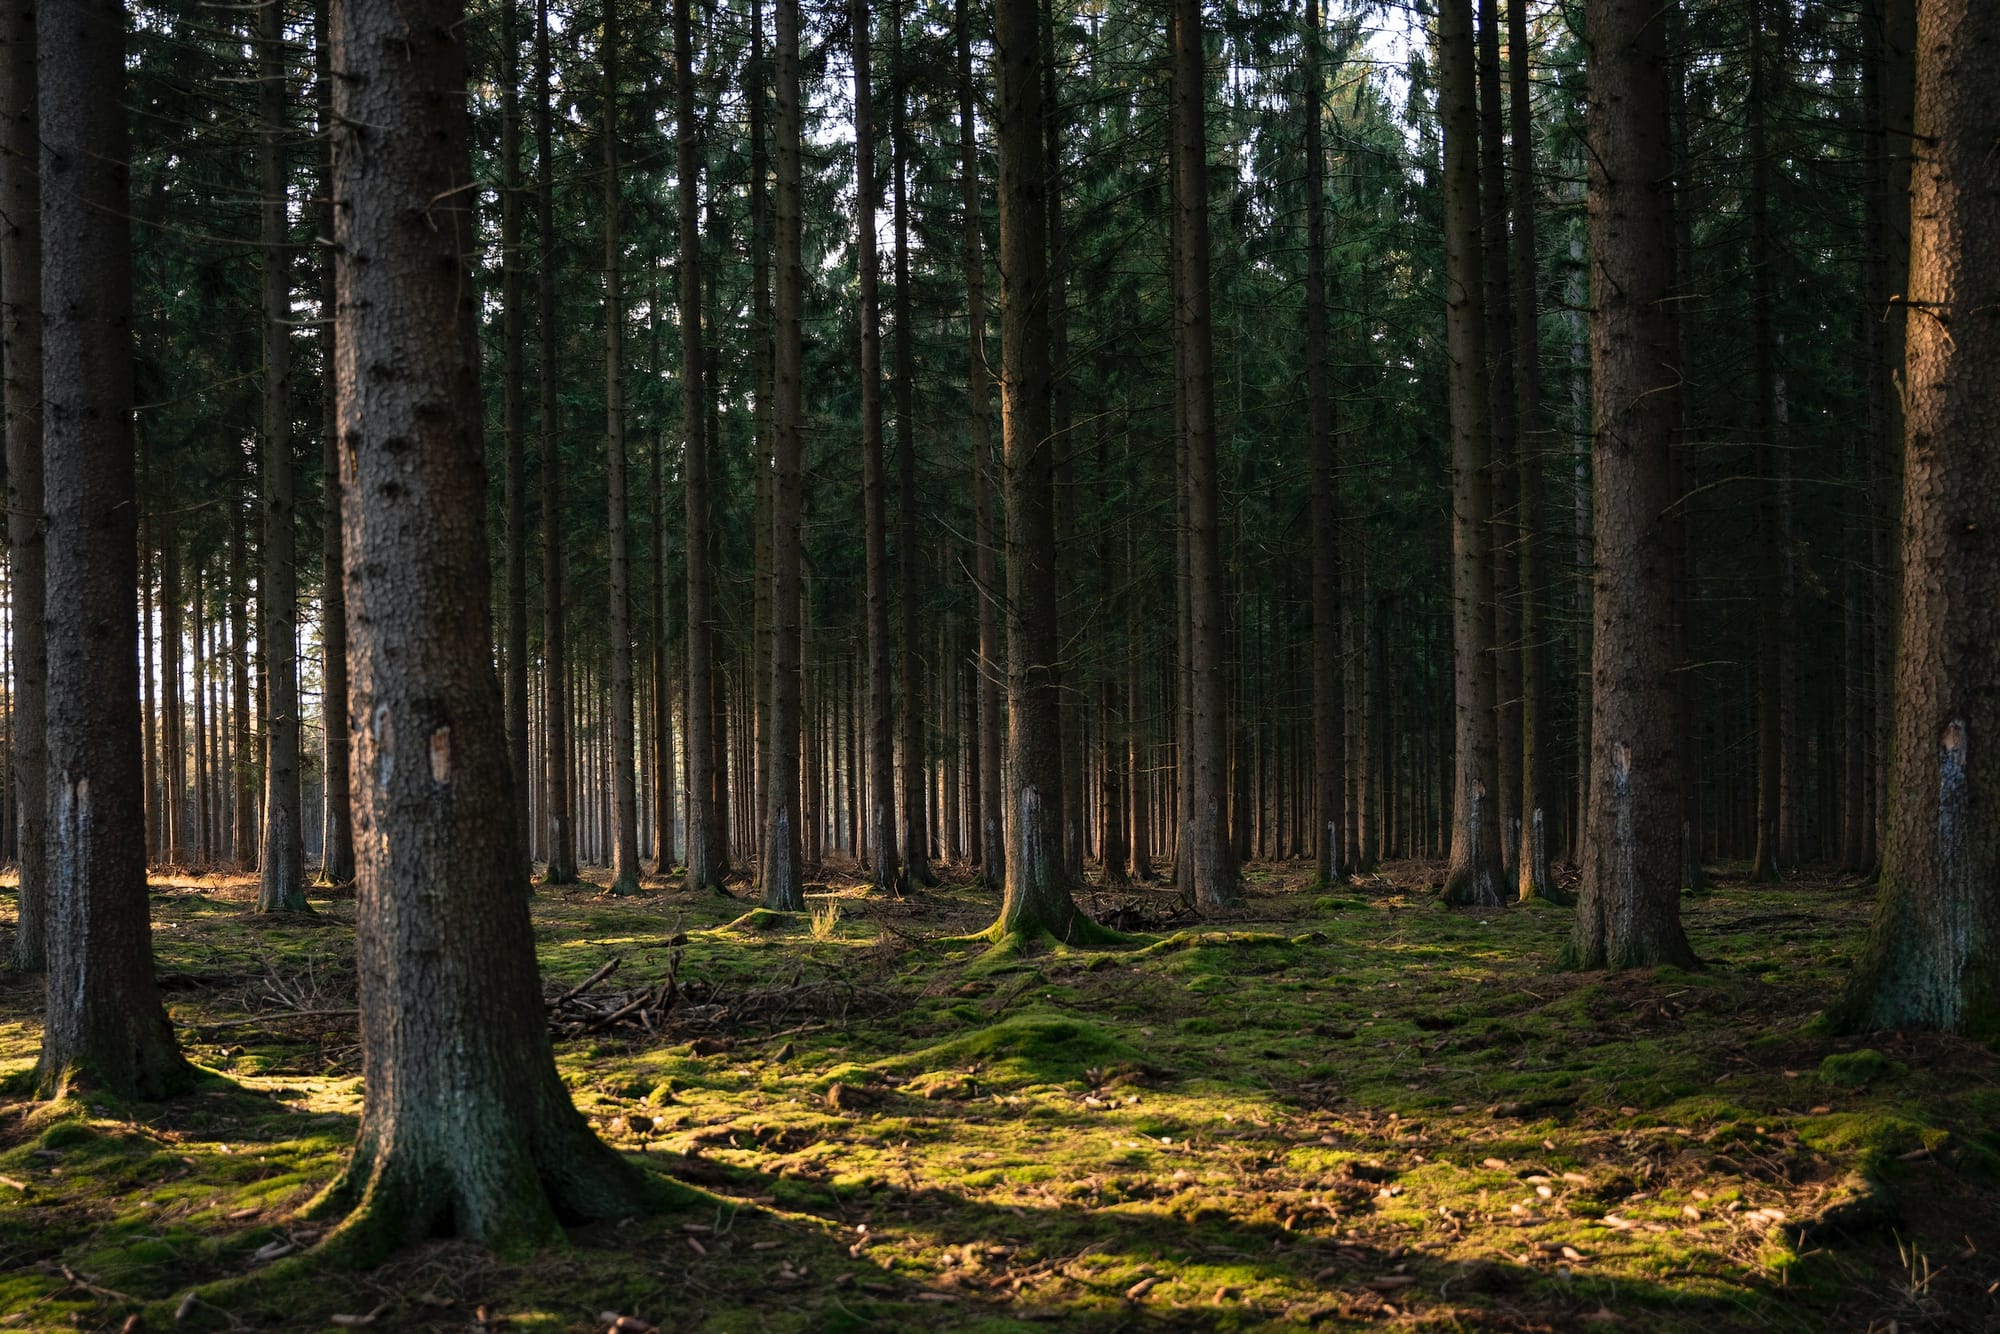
[311,0,666,1249]
[1170,0,1237,908]
[1438,0,1505,906]
[762,0,806,911]
[535,0,576,885]
[1477,0,1521,884]
[1508,0,1555,901]
[1832,0,2000,1035]
[678,0,721,892]
[956,0,1004,887]
[601,0,641,895]
[749,0,775,876]
[160,476,186,865]
[315,0,354,885]
[258,0,307,912]
[500,0,530,861]
[0,0,46,970]
[649,276,676,873]
[854,0,900,893]
[229,503,256,871]
[988,0,1100,943]
[1302,0,1344,889]
[1568,0,1697,971]
[891,0,932,888]
[35,0,193,1100]
[1747,0,1788,882]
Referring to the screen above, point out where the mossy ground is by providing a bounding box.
[0,860,1994,1331]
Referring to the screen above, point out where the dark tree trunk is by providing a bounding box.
[956,0,1004,887]
[535,0,576,885]
[988,0,1101,943]
[311,0,665,1254]
[677,0,720,892]
[1170,0,1237,908]
[891,0,932,888]
[1568,0,1697,971]
[499,0,530,863]
[257,0,307,912]
[1833,0,2000,1035]
[600,0,641,895]
[1302,0,1344,889]
[853,0,899,893]
[35,0,193,1100]
[315,0,354,885]
[229,504,256,872]
[1,0,46,970]
[1438,0,1505,906]
[761,0,806,911]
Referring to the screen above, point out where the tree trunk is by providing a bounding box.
[1,0,46,970]
[35,0,193,1100]
[761,0,807,911]
[315,0,354,886]
[891,0,932,888]
[1170,0,1237,909]
[257,0,307,912]
[1567,0,1697,971]
[1302,0,1344,889]
[1832,0,2000,1035]
[500,0,530,863]
[677,0,721,892]
[956,0,1004,887]
[600,0,641,895]
[853,0,900,894]
[534,0,576,885]
[312,0,667,1254]
[229,504,256,872]
[987,0,1101,944]
[1438,0,1505,906]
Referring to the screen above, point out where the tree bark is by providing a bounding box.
[315,0,354,885]
[312,0,666,1254]
[1302,0,1344,889]
[535,0,576,885]
[1438,0,1505,906]
[1832,0,2000,1035]
[853,0,900,894]
[499,0,530,864]
[35,0,193,1100]
[891,0,932,888]
[0,0,46,970]
[761,0,806,911]
[956,0,1004,887]
[1170,0,1237,909]
[257,0,307,912]
[600,0,641,895]
[678,0,721,892]
[1568,0,1698,971]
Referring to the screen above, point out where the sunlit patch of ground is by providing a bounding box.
[0,859,1994,1331]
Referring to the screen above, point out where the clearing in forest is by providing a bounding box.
[0,864,1994,1331]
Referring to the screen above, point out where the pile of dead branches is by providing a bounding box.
[544,951,901,1042]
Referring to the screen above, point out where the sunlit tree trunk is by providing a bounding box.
[891,0,932,887]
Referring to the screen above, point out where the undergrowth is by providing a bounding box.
[0,861,1993,1331]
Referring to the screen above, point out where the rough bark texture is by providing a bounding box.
[989,0,1096,943]
[35,0,193,1100]
[1438,0,1506,907]
[957,0,1004,887]
[891,2,932,888]
[1832,0,1999,1036]
[1303,0,1344,890]
[315,0,663,1254]
[761,0,806,912]
[1170,0,1238,909]
[1508,0,1555,901]
[677,0,720,893]
[535,0,576,885]
[499,0,530,863]
[1,0,46,970]
[600,0,641,896]
[257,0,307,913]
[1568,0,1698,972]
[854,0,900,894]
[315,0,354,886]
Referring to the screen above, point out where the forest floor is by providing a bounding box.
[0,860,1996,1333]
